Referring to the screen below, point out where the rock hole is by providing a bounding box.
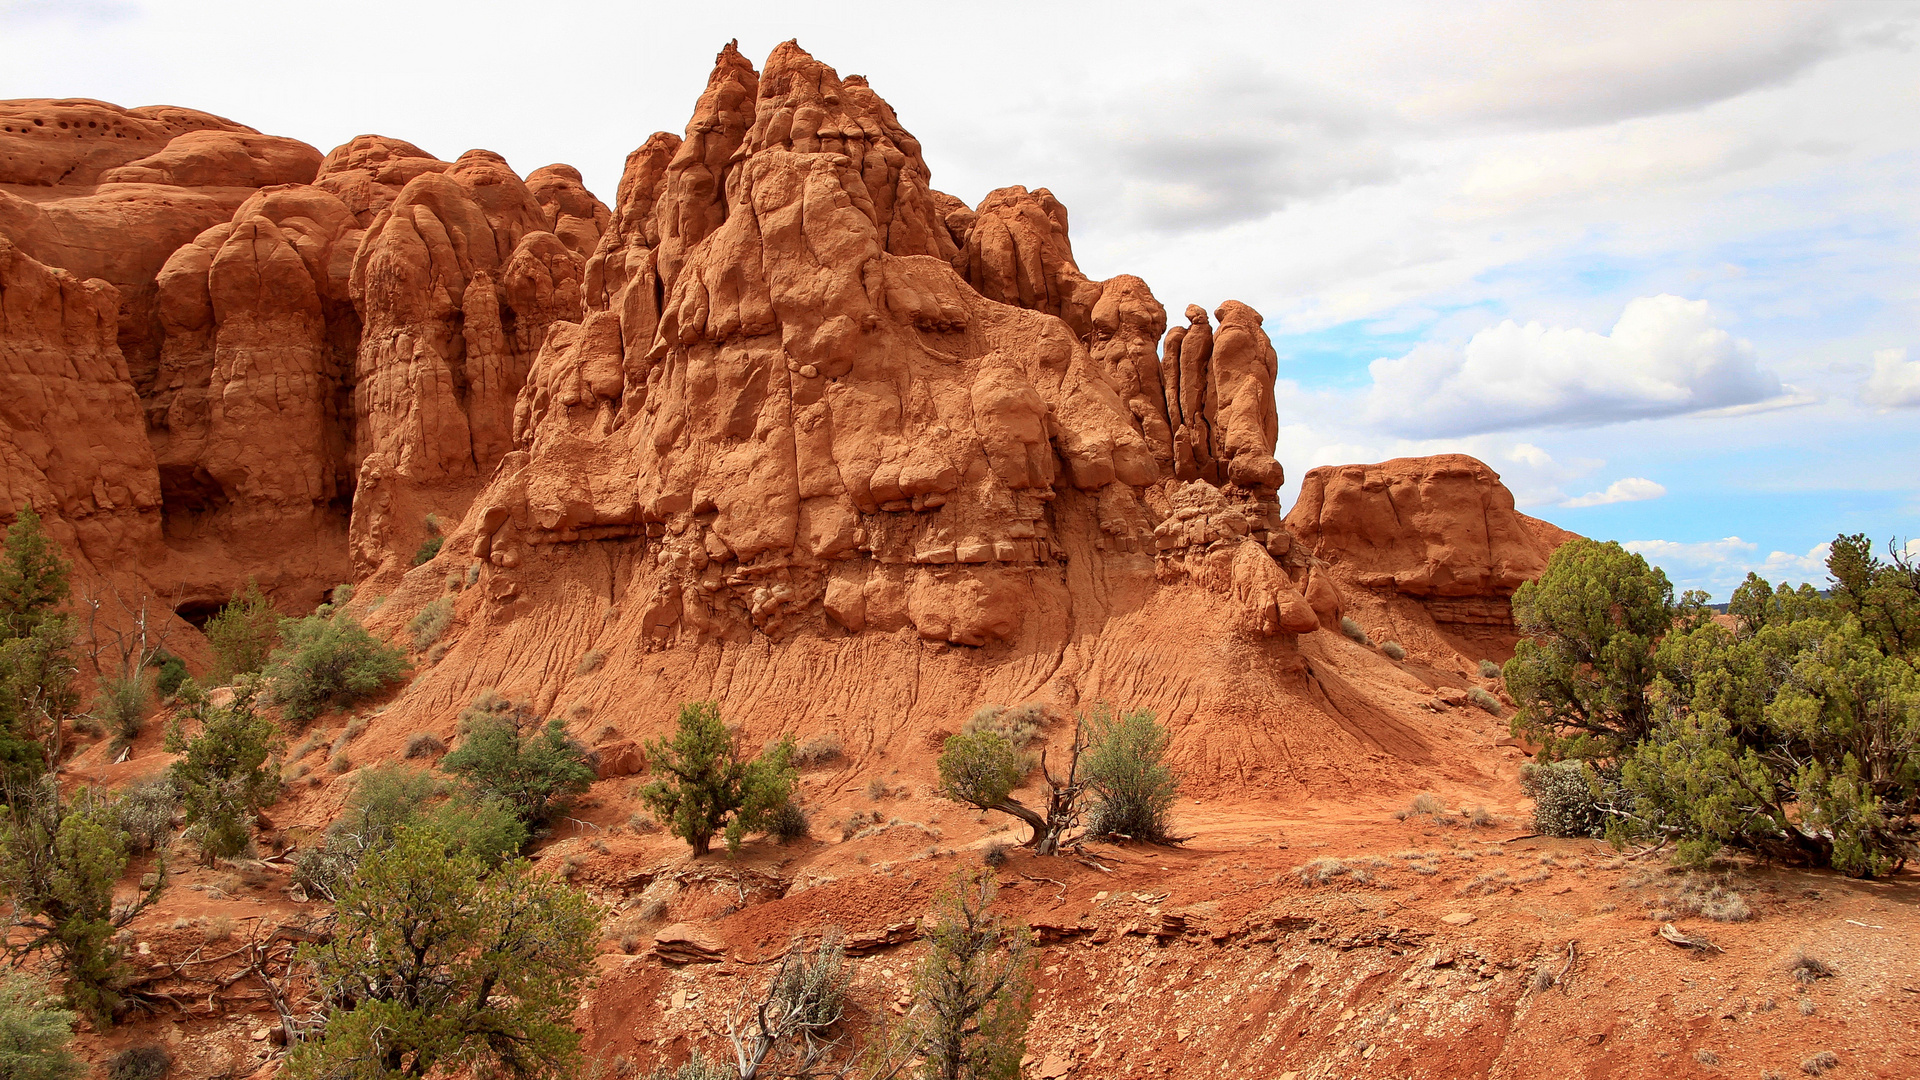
[173,600,225,629]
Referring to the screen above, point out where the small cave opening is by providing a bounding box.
[173,600,224,629]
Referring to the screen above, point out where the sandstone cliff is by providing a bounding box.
[2,45,1567,798]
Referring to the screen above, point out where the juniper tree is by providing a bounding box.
[641,701,796,856]
[0,781,163,1023]
[165,684,280,862]
[1505,538,1675,760]
[286,824,597,1080]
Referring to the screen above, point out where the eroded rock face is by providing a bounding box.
[450,40,1311,649]
[1284,454,1575,636]
[2,94,608,609]
[0,235,162,571]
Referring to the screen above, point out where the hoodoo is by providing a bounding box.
[0,43,1561,792]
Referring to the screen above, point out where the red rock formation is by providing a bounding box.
[443,40,1306,656]
[4,44,1571,802]
[1284,454,1575,651]
[2,95,607,611]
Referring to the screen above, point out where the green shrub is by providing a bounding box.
[203,580,279,683]
[1339,616,1371,646]
[413,535,445,566]
[266,614,407,725]
[408,597,453,651]
[1478,659,1503,679]
[767,799,811,843]
[441,693,594,827]
[97,674,150,746]
[1081,705,1181,844]
[1467,687,1503,715]
[151,654,189,697]
[165,685,280,862]
[106,1044,171,1080]
[0,972,85,1080]
[640,701,796,855]
[1381,641,1407,661]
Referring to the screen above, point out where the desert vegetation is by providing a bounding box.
[936,703,1182,854]
[640,701,798,855]
[1509,534,1920,876]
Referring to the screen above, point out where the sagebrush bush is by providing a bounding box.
[1519,761,1622,838]
[1786,948,1836,984]
[792,732,843,767]
[1467,687,1503,715]
[408,597,454,651]
[1478,659,1503,679]
[1381,641,1406,661]
[1339,616,1371,646]
[266,614,407,725]
[576,649,606,675]
[768,799,811,843]
[963,703,1047,749]
[114,776,176,855]
[106,1045,171,1080]
[1396,792,1448,822]
[0,972,85,1080]
[1081,705,1181,844]
[405,732,446,759]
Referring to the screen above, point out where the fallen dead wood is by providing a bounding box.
[1657,922,1722,953]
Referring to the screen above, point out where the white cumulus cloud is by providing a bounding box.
[1364,295,1790,437]
[1624,537,1838,597]
[1562,477,1667,508]
[1863,348,1920,408]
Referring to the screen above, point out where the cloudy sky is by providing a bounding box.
[5,0,1916,598]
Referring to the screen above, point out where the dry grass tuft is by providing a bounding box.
[1800,1051,1839,1076]
[1786,948,1836,983]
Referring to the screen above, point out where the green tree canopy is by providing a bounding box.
[165,684,280,862]
[0,972,85,1080]
[640,701,796,856]
[1505,538,1676,760]
[285,824,597,1080]
[440,693,594,828]
[0,782,163,1022]
[203,579,279,683]
[0,508,77,784]
[0,508,69,640]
